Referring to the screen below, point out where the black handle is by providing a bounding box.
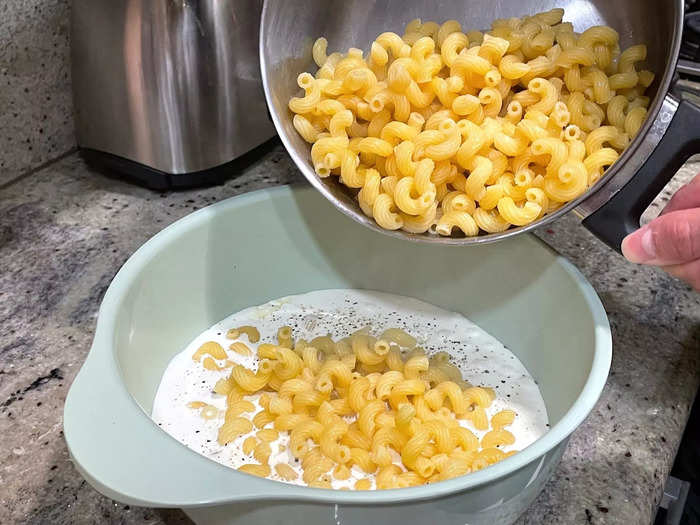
[583,99,700,252]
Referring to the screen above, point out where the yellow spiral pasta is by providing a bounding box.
[238,463,271,478]
[242,436,258,456]
[404,355,430,379]
[481,429,516,449]
[275,463,299,481]
[452,426,480,452]
[491,409,517,429]
[225,400,256,419]
[256,428,279,442]
[218,417,254,445]
[274,347,304,380]
[231,365,271,392]
[436,211,479,236]
[192,341,227,362]
[352,447,380,475]
[463,387,495,408]
[584,147,619,183]
[206,280,536,490]
[373,193,403,230]
[290,7,655,235]
[625,107,647,137]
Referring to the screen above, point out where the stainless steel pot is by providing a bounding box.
[260,0,688,251]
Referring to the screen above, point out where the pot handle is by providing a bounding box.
[583,98,700,252]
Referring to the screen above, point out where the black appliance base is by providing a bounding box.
[80,137,280,191]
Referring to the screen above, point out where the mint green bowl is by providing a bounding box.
[64,185,611,525]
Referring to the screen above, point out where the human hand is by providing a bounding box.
[621,174,700,291]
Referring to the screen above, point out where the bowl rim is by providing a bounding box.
[64,185,611,507]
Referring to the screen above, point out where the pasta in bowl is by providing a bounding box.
[286,8,655,238]
[152,290,550,491]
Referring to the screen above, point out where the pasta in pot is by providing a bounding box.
[288,8,654,236]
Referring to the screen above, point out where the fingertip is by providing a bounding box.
[621,226,652,264]
[620,234,634,261]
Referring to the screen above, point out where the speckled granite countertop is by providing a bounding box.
[1,143,699,525]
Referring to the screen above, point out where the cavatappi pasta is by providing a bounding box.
[189,324,520,490]
[288,8,654,236]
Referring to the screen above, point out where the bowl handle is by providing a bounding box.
[583,96,700,252]
[64,343,282,507]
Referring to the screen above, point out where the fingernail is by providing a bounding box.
[621,225,656,263]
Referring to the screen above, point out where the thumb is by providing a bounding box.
[621,208,700,266]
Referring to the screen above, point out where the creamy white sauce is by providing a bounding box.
[152,289,548,489]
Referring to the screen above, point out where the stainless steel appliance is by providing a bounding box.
[72,0,275,190]
[261,0,690,252]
